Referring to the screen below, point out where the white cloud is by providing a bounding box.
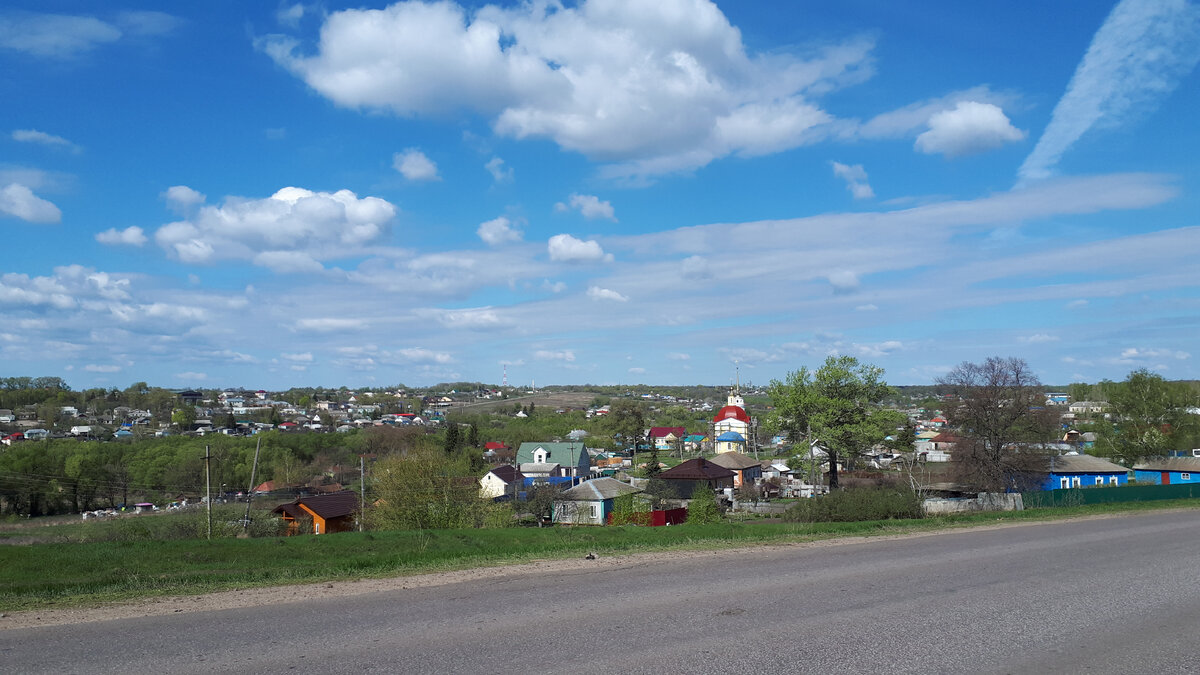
[666,352,690,361]
[260,0,875,178]
[153,186,395,267]
[914,101,1024,158]
[95,226,147,247]
[0,12,121,58]
[681,255,711,280]
[485,156,513,183]
[113,11,181,37]
[587,286,628,302]
[1019,333,1060,344]
[1119,347,1189,361]
[628,367,645,374]
[175,371,208,381]
[295,317,368,332]
[828,269,859,293]
[393,148,440,181]
[542,279,567,293]
[831,161,874,199]
[556,193,616,221]
[477,216,523,245]
[277,4,305,28]
[84,364,121,373]
[534,349,575,362]
[548,233,612,263]
[281,352,313,362]
[1019,0,1200,183]
[397,347,453,364]
[854,340,903,358]
[12,129,80,152]
[422,306,508,329]
[163,185,206,211]
[0,183,61,223]
[858,86,1015,140]
[1066,299,1089,309]
[855,304,878,312]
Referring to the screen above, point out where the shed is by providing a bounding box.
[272,491,359,535]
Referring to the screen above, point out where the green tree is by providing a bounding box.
[686,484,723,524]
[768,355,902,489]
[444,423,461,454]
[366,450,507,530]
[172,406,197,429]
[605,399,646,453]
[1094,369,1200,465]
[467,422,480,448]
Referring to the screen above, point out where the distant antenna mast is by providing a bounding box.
[503,365,508,388]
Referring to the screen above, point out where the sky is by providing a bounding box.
[1,0,1199,391]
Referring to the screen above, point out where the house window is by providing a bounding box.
[1183,473,1192,481]
[1109,476,1118,485]
[1071,476,1081,488]
[1060,477,1070,489]
[590,504,598,519]
[1095,477,1104,485]
[557,504,567,519]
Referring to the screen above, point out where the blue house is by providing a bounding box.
[1042,454,1129,491]
[1133,457,1200,485]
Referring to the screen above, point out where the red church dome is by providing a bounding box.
[713,405,750,424]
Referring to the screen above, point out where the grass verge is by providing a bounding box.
[2,498,1198,612]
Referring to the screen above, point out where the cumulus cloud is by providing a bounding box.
[1019,0,1200,183]
[12,129,80,152]
[827,269,859,293]
[422,306,508,329]
[477,215,523,245]
[281,352,313,362]
[556,193,616,220]
[153,186,395,267]
[0,183,61,223]
[277,3,305,28]
[396,347,453,364]
[1119,347,1189,361]
[831,161,874,199]
[548,233,612,262]
[260,0,875,178]
[163,185,206,211]
[393,148,440,181]
[95,226,147,246]
[485,156,513,183]
[857,86,1015,140]
[854,340,903,358]
[628,367,645,374]
[84,364,121,373]
[587,286,628,302]
[534,349,575,362]
[914,101,1024,157]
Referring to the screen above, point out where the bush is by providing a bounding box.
[783,487,923,523]
[686,487,723,525]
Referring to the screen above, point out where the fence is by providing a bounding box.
[1022,482,1200,508]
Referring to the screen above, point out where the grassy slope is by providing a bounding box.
[3,498,1199,612]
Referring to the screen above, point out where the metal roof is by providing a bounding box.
[559,478,642,501]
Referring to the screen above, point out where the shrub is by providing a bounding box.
[783,486,923,523]
[686,487,723,525]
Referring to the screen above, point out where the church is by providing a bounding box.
[711,381,754,454]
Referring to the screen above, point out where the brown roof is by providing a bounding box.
[273,491,359,520]
[657,457,735,481]
[487,465,525,484]
[708,451,761,470]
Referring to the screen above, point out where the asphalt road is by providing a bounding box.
[4,510,1199,674]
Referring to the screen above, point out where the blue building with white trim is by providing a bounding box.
[1042,454,1129,491]
[1133,457,1200,485]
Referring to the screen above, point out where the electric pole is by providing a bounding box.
[242,435,262,536]
[204,444,212,540]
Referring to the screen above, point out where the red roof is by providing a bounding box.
[713,405,750,424]
[485,441,509,450]
[648,426,686,439]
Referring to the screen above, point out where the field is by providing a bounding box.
[442,391,598,416]
[3,498,1200,612]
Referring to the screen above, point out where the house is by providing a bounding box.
[552,477,642,525]
[480,465,525,498]
[272,491,360,535]
[1042,454,1129,490]
[69,425,92,436]
[0,409,15,423]
[516,442,592,478]
[23,428,49,440]
[708,451,763,488]
[648,427,687,451]
[652,457,736,498]
[1133,457,1200,485]
[1068,401,1110,416]
[714,430,747,454]
[519,462,561,479]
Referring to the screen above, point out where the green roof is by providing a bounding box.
[516,441,590,467]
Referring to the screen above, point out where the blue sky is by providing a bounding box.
[2,0,1198,390]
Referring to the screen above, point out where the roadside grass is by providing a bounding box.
[2,497,1198,612]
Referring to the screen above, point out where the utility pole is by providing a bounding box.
[359,455,366,532]
[204,444,212,540]
[241,435,262,536]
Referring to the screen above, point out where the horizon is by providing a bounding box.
[3,1,1198,389]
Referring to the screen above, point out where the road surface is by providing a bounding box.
[3,510,1199,674]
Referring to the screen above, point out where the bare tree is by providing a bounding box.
[938,357,1057,492]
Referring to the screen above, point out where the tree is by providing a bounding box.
[1094,369,1200,465]
[172,406,197,430]
[366,449,507,530]
[937,357,1057,492]
[467,423,480,448]
[443,423,461,453]
[768,356,901,489]
[686,484,723,524]
[605,399,646,453]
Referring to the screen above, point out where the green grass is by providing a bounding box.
[2,498,1198,612]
